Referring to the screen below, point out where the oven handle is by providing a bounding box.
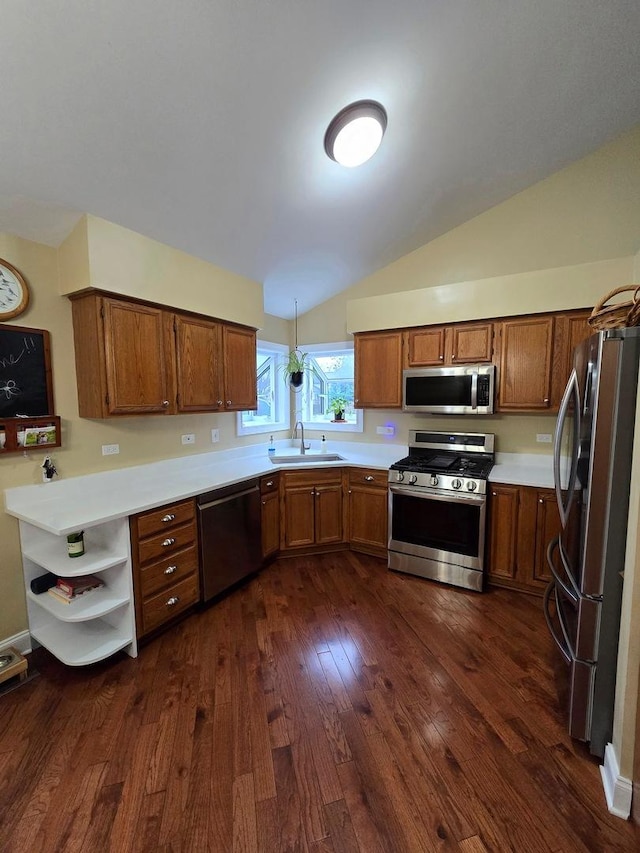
[389,485,485,505]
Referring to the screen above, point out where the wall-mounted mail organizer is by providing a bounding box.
[0,324,61,455]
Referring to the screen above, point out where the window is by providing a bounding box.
[237,341,290,435]
[298,342,363,433]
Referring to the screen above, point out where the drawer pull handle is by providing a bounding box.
[364,475,375,482]
[166,596,180,607]
[217,400,223,407]
[162,538,176,547]
[164,565,177,575]
[162,400,170,408]
[162,513,176,523]
[226,400,232,406]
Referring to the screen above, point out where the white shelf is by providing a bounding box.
[23,541,128,577]
[27,587,129,623]
[30,620,133,666]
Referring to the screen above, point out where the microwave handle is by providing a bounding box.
[471,373,478,410]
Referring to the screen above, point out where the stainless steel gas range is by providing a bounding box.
[388,430,495,592]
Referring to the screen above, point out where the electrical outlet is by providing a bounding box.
[376,425,395,436]
[536,433,553,443]
[181,434,195,445]
[102,444,120,456]
[211,429,220,443]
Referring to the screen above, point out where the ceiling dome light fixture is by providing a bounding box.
[324,100,387,168]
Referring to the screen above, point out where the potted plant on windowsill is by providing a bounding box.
[329,397,349,422]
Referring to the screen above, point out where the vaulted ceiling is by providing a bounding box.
[1,1,639,318]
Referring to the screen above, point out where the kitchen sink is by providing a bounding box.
[269,452,344,464]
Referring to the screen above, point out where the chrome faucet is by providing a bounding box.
[293,421,311,455]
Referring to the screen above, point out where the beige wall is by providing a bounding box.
[0,230,288,642]
[299,123,640,343]
[59,215,265,329]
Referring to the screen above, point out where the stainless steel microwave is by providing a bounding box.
[402,364,495,415]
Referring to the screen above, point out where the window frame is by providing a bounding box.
[237,340,291,436]
[297,341,363,433]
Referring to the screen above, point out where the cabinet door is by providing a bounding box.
[261,491,280,558]
[405,327,446,366]
[222,325,257,411]
[174,315,223,412]
[497,317,554,410]
[282,484,316,549]
[487,485,520,582]
[451,323,493,364]
[314,484,344,545]
[102,298,174,414]
[354,331,403,408]
[532,489,561,587]
[349,485,388,554]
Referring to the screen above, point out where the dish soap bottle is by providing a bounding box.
[268,435,276,458]
[321,434,327,453]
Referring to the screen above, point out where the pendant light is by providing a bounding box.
[324,100,387,167]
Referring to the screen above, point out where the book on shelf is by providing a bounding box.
[48,583,103,605]
[56,574,103,597]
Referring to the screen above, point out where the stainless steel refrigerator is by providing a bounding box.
[544,326,640,758]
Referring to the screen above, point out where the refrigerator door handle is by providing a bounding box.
[546,537,579,603]
[554,368,580,527]
[543,581,572,664]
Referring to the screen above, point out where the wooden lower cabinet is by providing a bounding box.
[131,498,200,639]
[486,483,561,594]
[280,469,346,551]
[260,474,280,559]
[347,468,388,557]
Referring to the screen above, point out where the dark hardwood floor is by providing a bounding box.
[1,552,639,852]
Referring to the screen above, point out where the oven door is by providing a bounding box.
[388,485,486,570]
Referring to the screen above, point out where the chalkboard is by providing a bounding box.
[0,325,54,417]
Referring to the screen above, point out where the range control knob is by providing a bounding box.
[396,471,405,482]
[408,474,418,485]
[467,480,477,492]
[429,474,439,487]
[452,478,462,490]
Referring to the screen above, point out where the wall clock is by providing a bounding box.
[0,258,30,320]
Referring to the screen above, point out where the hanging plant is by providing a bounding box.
[279,349,309,389]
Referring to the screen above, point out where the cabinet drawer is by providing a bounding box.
[135,499,196,539]
[139,545,199,599]
[282,469,342,488]
[260,474,280,495]
[348,468,388,488]
[137,519,197,565]
[141,574,200,635]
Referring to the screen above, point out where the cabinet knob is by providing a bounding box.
[451,354,456,360]
[164,565,177,575]
[492,492,497,496]
[266,480,273,487]
[439,355,444,360]
[262,500,266,506]
[162,537,176,547]
[348,489,352,494]
[162,400,170,408]
[539,498,544,504]
[364,475,374,482]
[166,596,180,607]
[217,400,223,406]
[355,399,359,403]
[543,398,549,403]
[161,513,176,523]
[226,400,232,406]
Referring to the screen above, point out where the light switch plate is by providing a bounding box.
[211,429,220,443]
[536,433,553,443]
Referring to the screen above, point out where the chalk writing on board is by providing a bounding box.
[0,327,52,417]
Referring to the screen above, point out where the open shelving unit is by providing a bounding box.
[20,517,137,665]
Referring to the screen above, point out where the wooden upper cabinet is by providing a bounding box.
[354,330,403,408]
[71,291,257,418]
[91,296,175,416]
[222,324,258,411]
[174,315,223,412]
[405,322,493,367]
[497,316,554,411]
[405,327,446,366]
[450,322,493,363]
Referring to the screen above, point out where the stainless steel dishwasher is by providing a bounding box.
[197,478,262,602]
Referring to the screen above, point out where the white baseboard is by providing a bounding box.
[0,630,32,657]
[600,742,632,819]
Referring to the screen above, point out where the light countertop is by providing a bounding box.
[4,440,556,535]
